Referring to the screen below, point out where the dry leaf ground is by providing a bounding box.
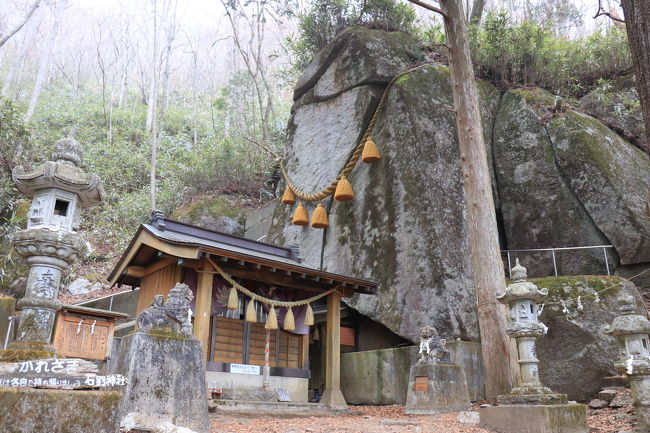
[210,404,635,433]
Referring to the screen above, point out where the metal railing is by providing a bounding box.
[502,245,615,279]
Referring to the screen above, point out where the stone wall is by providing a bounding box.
[340,341,484,405]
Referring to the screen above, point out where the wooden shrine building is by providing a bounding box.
[107,212,378,407]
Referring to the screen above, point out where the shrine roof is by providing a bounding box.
[108,214,378,295]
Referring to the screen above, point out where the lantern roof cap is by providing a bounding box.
[605,293,650,335]
[497,259,548,303]
[11,137,104,208]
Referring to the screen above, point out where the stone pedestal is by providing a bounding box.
[0,388,121,433]
[112,332,209,433]
[404,362,470,414]
[480,404,588,433]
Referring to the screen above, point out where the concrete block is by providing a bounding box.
[205,371,308,402]
[0,387,121,433]
[480,404,589,433]
[405,362,471,415]
[340,341,484,405]
[112,332,209,433]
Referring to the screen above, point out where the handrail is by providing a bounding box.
[500,245,615,278]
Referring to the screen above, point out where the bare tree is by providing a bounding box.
[25,0,66,121]
[0,0,41,49]
[219,0,279,143]
[406,0,516,402]
[150,0,160,211]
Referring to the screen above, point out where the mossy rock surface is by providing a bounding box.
[0,388,121,433]
[531,276,644,400]
[493,90,612,276]
[172,194,245,236]
[548,110,650,264]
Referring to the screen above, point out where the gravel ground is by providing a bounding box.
[210,403,635,433]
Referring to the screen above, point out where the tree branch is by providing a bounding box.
[405,0,448,19]
[0,0,42,48]
[593,0,626,23]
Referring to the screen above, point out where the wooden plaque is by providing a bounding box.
[53,313,113,360]
[340,327,355,347]
[414,376,429,391]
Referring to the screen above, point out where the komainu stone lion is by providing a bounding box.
[136,283,194,336]
[418,325,450,364]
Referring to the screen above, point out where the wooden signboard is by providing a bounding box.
[53,312,114,360]
[340,326,355,347]
[414,376,429,392]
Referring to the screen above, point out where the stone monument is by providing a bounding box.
[113,283,209,433]
[604,292,650,432]
[405,325,471,414]
[480,260,588,433]
[0,138,125,433]
[0,137,103,359]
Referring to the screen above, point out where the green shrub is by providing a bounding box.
[468,11,632,96]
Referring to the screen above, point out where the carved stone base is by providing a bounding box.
[111,332,209,433]
[498,392,568,405]
[405,362,471,414]
[480,403,588,433]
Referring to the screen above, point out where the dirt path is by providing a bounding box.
[210,404,635,433]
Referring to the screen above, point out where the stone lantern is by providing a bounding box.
[604,292,650,430]
[4,137,103,357]
[496,259,566,404]
[480,259,588,433]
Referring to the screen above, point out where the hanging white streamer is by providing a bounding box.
[577,296,583,311]
[90,320,97,335]
[560,299,570,315]
[540,323,549,335]
[76,319,84,334]
[627,355,635,374]
[537,303,545,317]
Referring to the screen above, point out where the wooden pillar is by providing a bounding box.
[320,291,347,409]
[194,268,214,362]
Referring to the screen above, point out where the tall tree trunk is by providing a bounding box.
[0,0,41,49]
[25,1,63,121]
[150,0,159,211]
[469,0,486,24]
[438,0,516,402]
[620,0,650,157]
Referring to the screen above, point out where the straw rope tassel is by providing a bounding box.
[281,186,296,205]
[284,307,295,331]
[304,304,314,326]
[292,202,309,226]
[227,286,238,310]
[362,137,381,163]
[334,176,354,202]
[311,203,329,228]
[265,306,278,330]
[245,299,256,322]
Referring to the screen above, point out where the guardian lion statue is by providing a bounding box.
[136,283,194,336]
[418,325,450,364]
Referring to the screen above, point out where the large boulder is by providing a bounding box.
[267,26,650,343]
[493,89,615,277]
[171,195,246,236]
[579,74,647,154]
[547,110,650,265]
[533,276,645,401]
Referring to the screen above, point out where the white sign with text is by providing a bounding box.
[229,363,261,375]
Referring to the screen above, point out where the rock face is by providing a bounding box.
[267,27,650,343]
[534,277,645,401]
[171,195,245,236]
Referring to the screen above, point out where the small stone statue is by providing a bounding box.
[418,325,449,364]
[136,283,194,336]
